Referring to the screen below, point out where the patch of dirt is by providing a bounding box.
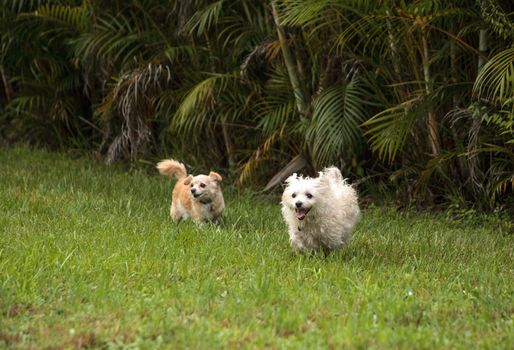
[0,332,21,345]
[70,332,101,349]
[5,303,39,317]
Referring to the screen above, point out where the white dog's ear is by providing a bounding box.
[284,173,299,184]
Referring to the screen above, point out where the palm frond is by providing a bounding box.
[238,132,280,186]
[306,79,367,166]
[278,0,372,27]
[255,67,298,135]
[479,0,514,41]
[172,72,238,133]
[3,0,45,13]
[162,45,200,64]
[473,47,514,104]
[183,0,225,37]
[34,2,90,32]
[218,2,270,52]
[74,14,156,68]
[363,97,420,162]
[99,63,173,163]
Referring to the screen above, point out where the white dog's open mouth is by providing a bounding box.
[295,208,310,220]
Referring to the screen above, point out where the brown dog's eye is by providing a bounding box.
[306,193,313,199]
[292,193,296,198]
[200,183,206,188]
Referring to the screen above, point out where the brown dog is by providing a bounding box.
[157,159,224,223]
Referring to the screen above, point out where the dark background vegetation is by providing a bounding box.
[0,0,513,214]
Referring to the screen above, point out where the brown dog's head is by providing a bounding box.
[186,171,222,202]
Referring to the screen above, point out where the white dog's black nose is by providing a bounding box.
[191,188,197,194]
[295,201,303,208]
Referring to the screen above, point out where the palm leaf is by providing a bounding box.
[306,79,367,166]
[473,47,514,104]
[363,97,420,162]
[172,72,239,133]
[183,0,225,37]
[278,0,371,27]
[34,3,90,32]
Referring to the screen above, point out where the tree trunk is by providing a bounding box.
[478,29,487,71]
[386,10,402,81]
[421,29,440,156]
[450,39,468,181]
[221,121,235,169]
[270,2,308,116]
[0,64,13,103]
[468,29,488,198]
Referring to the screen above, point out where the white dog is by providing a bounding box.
[281,167,360,253]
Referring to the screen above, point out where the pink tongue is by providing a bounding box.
[295,209,306,220]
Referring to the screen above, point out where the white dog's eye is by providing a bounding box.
[292,193,296,198]
[200,183,206,188]
[306,193,313,199]
[190,183,194,187]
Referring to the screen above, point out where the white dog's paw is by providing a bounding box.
[289,236,307,253]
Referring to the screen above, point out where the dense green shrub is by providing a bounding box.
[0,0,512,211]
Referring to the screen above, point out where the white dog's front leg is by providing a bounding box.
[289,231,307,253]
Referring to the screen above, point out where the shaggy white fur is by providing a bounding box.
[281,167,360,253]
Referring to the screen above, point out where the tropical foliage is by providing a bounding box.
[0,0,513,211]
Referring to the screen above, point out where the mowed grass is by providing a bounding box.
[0,147,512,349]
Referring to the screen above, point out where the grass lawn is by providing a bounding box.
[0,147,512,349]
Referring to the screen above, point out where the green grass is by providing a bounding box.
[0,147,512,349]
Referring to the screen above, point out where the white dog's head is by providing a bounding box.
[281,173,321,221]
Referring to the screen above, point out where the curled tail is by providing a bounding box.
[156,159,187,179]
[321,166,343,182]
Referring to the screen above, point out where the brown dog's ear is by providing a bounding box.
[183,175,193,185]
[209,171,222,183]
